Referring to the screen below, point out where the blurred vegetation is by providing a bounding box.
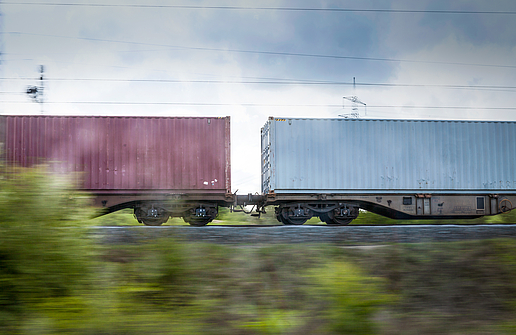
[339,240,516,334]
[3,167,516,334]
[0,166,95,333]
[353,208,516,225]
[307,261,393,334]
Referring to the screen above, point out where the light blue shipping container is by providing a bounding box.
[261,118,516,194]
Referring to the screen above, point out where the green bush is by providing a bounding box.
[308,261,392,334]
[0,167,95,331]
[111,239,193,308]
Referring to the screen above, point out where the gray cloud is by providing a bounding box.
[3,0,516,193]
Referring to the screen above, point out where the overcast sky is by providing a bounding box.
[2,0,516,193]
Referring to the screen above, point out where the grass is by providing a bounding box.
[6,238,516,334]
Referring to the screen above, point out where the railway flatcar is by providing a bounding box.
[0,115,233,226]
[261,117,516,224]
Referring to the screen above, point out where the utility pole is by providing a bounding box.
[26,65,45,114]
[340,77,366,118]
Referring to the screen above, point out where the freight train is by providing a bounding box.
[1,115,515,225]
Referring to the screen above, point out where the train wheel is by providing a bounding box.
[320,210,354,225]
[280,207,309,225]
[183,216,212,227]
[141,217,169,226]
[284,217,308,225]
[183,206,217,226]
[319,207,358,226]
[275,207,285,223]
[499,199,513,213]
[324,217,353,225]
[276,213,289,224]
[134,207,169,226]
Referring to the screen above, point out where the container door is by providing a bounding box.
[261,120,273,194]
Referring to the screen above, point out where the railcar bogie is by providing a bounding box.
[321,205,359,225]
[182,205,218,226]
[273,202,360,225]
[275,204,313,225]
[134,205,170,226]
[131,201,221,226]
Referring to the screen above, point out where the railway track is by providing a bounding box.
[91,224,516,245]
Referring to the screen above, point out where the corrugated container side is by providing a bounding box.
[263,118,516,194]
[2,115,231,194]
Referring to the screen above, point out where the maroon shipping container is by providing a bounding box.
[1,115,231,193]
[0,115,232,225]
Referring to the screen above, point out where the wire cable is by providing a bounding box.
[3,2,516,15]
[3,77,516,92]
[3,101,516,110]
[6,31,516,70]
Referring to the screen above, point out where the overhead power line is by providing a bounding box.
[3,77,516,92]
[6,32,516,70]
[3,2,516,15]
[3,101,516,110]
